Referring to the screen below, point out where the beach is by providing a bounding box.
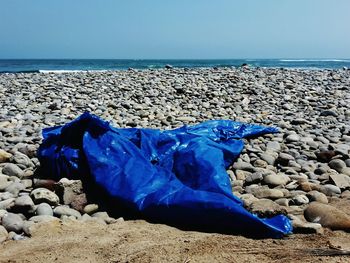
[1,67,350,262]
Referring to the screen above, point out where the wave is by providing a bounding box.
[279,59,350,62]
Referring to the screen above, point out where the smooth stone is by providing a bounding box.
[0,225,8,243]
[54,205,81,219]
[247,199,286,217]
[290,215,323,234]
[306,191,328,204]
[275,198,289,207]
[266,141,281,152]
[320,184,341,196]
[341,167,350,176]
[286,134,300,143]
[329,173,350,189]
[30,188,60,206]
[91,211,116,224]
[11,151,34,168]
[70,193,88,213]
[0,175,11,191]
[251,187,284,199]
[245,172,263,184]
[1,163,24,178]
[83,204,99,215]
[259,153,276,165]
[2,212,24,233]
[233,161,254,172]
[328,159,346,173]
[263,173,290,186]
[36,203,53,216]
[304,202,350,231]
[13,195,35,213]
[290,194,309,205]
[5,182,25,196]
[0,149,12,163]
[277,153,295,166]
[240,194,258,207]
[0,198,15,210]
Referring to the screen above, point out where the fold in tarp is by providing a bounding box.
[38,112,292,238]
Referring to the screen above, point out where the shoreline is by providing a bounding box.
[0,66,349,74]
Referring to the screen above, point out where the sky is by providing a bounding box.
[0,0,349,59]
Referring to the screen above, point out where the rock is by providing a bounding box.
[13,195,35,213]
[0,225,8,243]
[316,151,336,162]
[275,198,289,207]
[1,163,24,178]
[30,188,60,206]
[259,153,277,165]
[0,198,15,210]
[285,134,300,143]
[320,184,341,196]
[328,159,347,173]
[70,193,88,213]
[83,204,99,215]
[298,181,321,192]
[263,173,289,186]
[36,203,53,216]
[251,187,284,199]
[247,199,286,217]
[290,215,323,234]
[320,110,338,117]
[233,161,254,172]
[0,149,12,163]
[53,205,81,219]
[5,182,25,196]
[277,153,294,166]
[306,191,328,204]
[11,151,34,168]
[0,175,11,191]
[266,141,281,152]
[341,167,350,176]
[245,172,263,184]
[329,173,350,189]
[290,195,309,205]
[2,212,24,233]
[304,202,350,231]
[54,178,84,205]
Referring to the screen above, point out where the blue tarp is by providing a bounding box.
[38,112,292,238]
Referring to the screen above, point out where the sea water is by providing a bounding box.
[0,59,349,73]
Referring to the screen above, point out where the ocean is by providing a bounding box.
[0,59,349,73]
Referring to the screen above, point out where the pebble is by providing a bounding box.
[263,173,289,186]
[36,203,53,216]
[0,149,12,163]
[304,202,350,231]
[1,163,24,178]
[83,204,99,214]
[251,187,284,199]
[30,188,60,206]
[53,205,81,219]
[247,199,286,217]
[13,195,35,213]
[328,159,346,173]
[0,68,349,238]
[2,212,24,233]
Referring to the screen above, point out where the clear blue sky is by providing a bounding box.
[1,0,349,59]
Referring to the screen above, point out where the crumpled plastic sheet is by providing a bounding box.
[38,112,292,238]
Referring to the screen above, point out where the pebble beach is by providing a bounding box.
[1,67,350,261]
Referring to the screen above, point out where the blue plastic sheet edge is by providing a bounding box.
[38,112,293,238]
